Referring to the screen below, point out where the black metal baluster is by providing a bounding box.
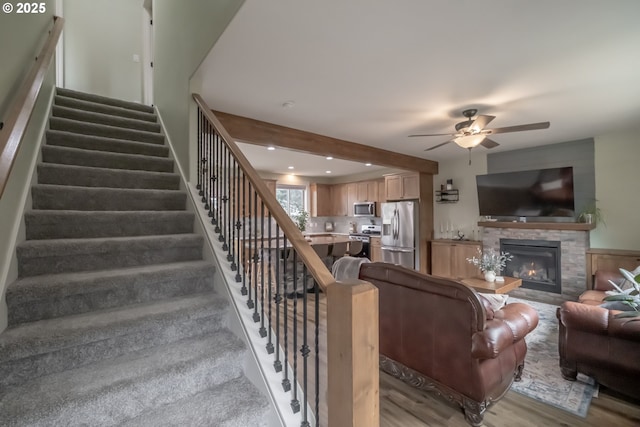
[241,173,248,295]
[214,133,222,234]
[224,148,231,255]
[314,274,320,427]
[274,226,283,373]
[282,237,291,392]
[202,124,209,209]
[234,166,242,282]
[266,212,275,354]
[301,263,310,426]
[259,201,267,336]
[252,190,260,323]
[246,182,254,309]
[219,144,228,248]
[228,156,237,267]
[196,109,202,193]
[290,251,300,413]
[209,126,217,226]
[208,125,214,220]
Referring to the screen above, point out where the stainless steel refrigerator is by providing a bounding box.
[381,201,419,270]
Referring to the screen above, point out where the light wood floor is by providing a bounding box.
[380,370,640,426]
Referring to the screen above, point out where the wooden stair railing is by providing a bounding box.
[0,16,64,198]
[192,94,379,427]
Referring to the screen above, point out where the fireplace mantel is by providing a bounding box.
[478,221,595,231]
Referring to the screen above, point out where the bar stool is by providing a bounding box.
[330,241,349,264]
[346,241,363,257]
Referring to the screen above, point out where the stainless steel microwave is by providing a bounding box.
[353,202,376,217]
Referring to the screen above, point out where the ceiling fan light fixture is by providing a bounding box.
[454,134,485,149]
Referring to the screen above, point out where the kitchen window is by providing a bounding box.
[276,185,306,218]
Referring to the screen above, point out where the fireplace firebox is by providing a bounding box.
[500,239,562,294]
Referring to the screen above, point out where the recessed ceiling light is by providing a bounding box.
[267,146,275,151]
[326,156,333,160]
[325,170,332,174]
[365,163,372,166]
[288,166,294,170]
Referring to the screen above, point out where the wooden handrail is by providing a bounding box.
[192,93,335,291]
[0,16,64,198]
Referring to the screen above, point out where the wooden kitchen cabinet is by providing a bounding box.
[346,183,358,213]
[331,184,348,217]
[356,180,378,202]
[309,183,332,217]
[370,236,382,262]
[377,179,386,204]
[431,240,482,279]
[385,172,420,201]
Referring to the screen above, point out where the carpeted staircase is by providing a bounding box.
[0,88,270,426]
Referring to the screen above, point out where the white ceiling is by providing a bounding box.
[195,0,640,178]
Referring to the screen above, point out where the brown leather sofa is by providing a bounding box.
[359,263,539,426]
[557,270,640,400]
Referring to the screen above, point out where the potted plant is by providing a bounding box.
[602,268,640,319]
[577,200,605,225]
[466,248,513,282]
[292,210,309,232]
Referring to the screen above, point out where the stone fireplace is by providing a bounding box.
[500,239,562,294]
[480,222,592,304]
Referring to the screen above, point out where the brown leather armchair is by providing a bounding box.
[557,270,640,400]
[359,263,539,426]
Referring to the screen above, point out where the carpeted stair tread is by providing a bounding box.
[0,293,227,387]
[24,210,194,240]
[16,233,203,277]
[31,184,186,211]
[46,130,169,157]
[42,144,174,173]
[0,330,245,426]
[37,163,180,190]
[55,95,157,122]
[50,117,165,145]
[52,105,162,133]
[6,261,215,325]
[121,376,270,427]
[56,87,154,114]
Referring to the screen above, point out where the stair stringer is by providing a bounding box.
[0,87,56,333]
[155,109,293,427]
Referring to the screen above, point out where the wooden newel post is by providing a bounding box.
[327,279,379,427]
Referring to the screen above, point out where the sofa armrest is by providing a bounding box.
[557,301,640,341]
[471,303,539,359]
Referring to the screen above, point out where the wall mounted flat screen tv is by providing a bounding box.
[476,167,575,217]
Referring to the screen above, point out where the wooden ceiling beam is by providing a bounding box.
[213,111,439,175]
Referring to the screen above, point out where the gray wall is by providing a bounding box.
[62,0,144,102]
[0,1,55,120]
[486,139,595,219]
[153,0,245,178]
[0,6,57,331]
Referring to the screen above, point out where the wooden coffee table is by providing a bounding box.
[461,276,522,294]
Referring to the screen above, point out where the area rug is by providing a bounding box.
[508,297,598,417]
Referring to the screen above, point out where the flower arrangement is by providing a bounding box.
[466,248,513,274]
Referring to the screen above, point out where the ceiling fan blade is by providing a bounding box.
[424,140,453,151]
[468,115,495,132]
[480,138,500,149]
[409,132,458,137]
[484,121,550,135]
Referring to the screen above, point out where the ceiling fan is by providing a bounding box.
[409,109,550,153]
